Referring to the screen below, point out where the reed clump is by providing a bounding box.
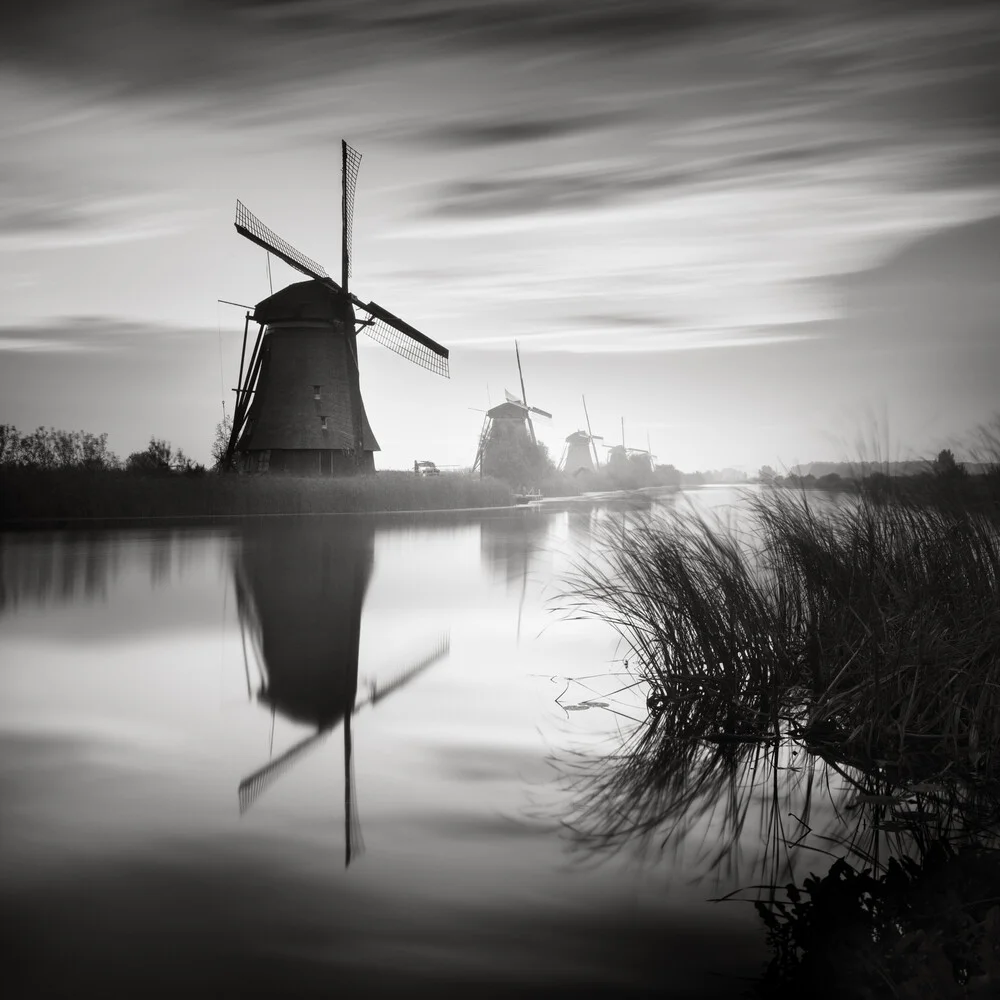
[0,468,512,523]
[567,484,1000,791]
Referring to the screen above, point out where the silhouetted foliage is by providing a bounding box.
[125,437,174,474]
[0,424,120,470]
[754,844,1000,998]
[212,414,234,470]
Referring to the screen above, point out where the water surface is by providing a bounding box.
[1,490,768,998]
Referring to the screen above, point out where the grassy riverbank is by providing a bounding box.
[0,468,513,524]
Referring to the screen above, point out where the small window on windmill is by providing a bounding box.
[320,415,328,432]
[313,384,322,401]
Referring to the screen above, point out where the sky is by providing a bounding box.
[2,0,999,473]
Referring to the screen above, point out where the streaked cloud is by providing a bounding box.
[0,317,209,354]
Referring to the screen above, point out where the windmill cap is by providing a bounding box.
[254,278,347,325]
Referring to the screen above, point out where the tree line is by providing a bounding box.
[0,424,204,475]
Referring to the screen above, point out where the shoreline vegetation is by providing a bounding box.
[0,421,678,524]
[0,467,515,524]
[562,419,1000,997]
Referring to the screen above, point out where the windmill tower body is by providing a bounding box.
[564,431,597,476]
[474,401,536,478]
[237,518,374,727]
[471,343,552,476]
[235,280,379,475]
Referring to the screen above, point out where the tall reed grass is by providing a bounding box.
[0,468,512,523]
[559,484,1000,868]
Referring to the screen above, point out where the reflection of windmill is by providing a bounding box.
[479,512,551,642]
[233,519,448,867]
[223,140,450,474]
[472,341,552,475]
[560,395,603,476]
[238,637,449,868]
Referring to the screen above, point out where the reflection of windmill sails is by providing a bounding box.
[233,520,448,866]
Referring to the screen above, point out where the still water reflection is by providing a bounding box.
[1,490,765,998]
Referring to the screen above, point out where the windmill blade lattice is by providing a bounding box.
[343,142,362,282]
[235,200,332,284]
[356,302,450,378]
[238,729,329,815]
[356,635,450,712]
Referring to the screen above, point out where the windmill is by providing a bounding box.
[233,518,449,866]
[560,395,603,476]
[223,140,449,475]
[471,341,552,477]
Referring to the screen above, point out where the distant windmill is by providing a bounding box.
[560,395,603,476]
[472,341,552,476]
[223,140,449,475]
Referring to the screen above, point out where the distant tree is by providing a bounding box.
[817,472,842,489]
[212,413,234,470]
[758,465,777,484]
[932,448,967,480]
[126,437,174,474]
[0,424,120,470]
[80,431,119,470]
[0,424,21,466]
[653,463,682,487]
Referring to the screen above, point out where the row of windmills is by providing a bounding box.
[218,138,658,478]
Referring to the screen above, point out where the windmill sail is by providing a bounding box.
[342,140,362,288]
[238,729,329,815]
[235,200,334,286]
[354,298,450,377]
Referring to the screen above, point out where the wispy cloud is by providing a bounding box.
[449,319,824,353]
[411,111,626,150]
[0,159,203,250]
[0,317,209,354]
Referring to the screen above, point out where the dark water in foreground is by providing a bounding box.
[1,490,767,998]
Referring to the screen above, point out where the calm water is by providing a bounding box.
[1,488,770,998]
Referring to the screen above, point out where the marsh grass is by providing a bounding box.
[0,468,512,523]
[557,481,1000,881]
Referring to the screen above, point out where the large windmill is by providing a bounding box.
[223,141,449,475]
[471,341,552,477]
[560,395,603,476]
[233,518,449,867]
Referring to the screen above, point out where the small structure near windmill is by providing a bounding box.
[472,341,552,482]
[222,140,449,475]
[560,395,603,476]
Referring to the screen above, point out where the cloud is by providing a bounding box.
[0,317,209,354]
[449,318,824,353]
[0,162,202,250]
[427,163,695,220]
[413,111,626,149]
